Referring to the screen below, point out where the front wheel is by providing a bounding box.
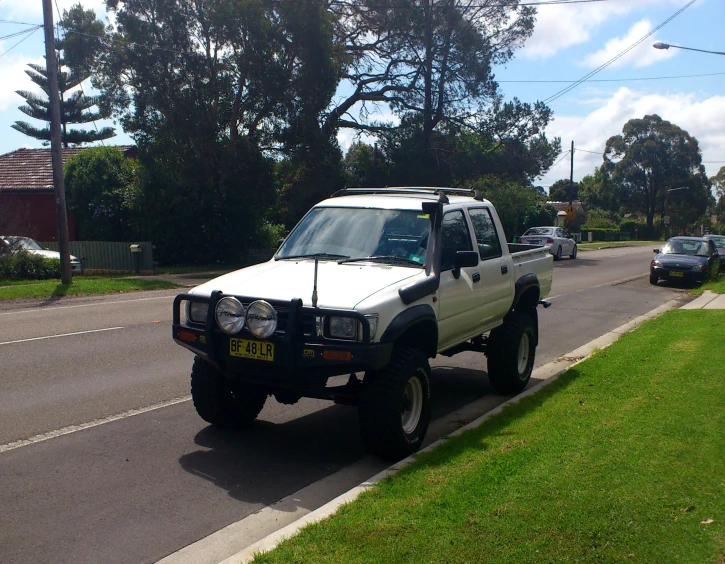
[190,357,267,429]
[359,347,432,460]
[570,245,577,259]
[649,274,658,285]
[486,311,536,395]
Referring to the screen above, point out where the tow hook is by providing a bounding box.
[539,300,552,308]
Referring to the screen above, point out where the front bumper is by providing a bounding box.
[650,266,705,283]
[172,292,393,378]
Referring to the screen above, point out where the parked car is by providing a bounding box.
[703,234,725,271]
[518,226,577,261]
[650,236,719,286]
[172,187,554,460]
[0,236,83,274]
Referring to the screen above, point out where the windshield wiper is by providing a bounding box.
[275,252,349,261]
[338,255,424,266]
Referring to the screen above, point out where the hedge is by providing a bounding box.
[0,252,62,281]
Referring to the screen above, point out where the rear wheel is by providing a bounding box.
[190,357,267,428]
[554,246,562,261]
[487,312,536,395]
[359,347,432,460]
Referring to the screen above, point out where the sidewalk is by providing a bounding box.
[680,290,725,309]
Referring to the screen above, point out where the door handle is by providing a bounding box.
[472,272,481,283]
[501,265,508,275]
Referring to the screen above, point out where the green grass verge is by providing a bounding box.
[691,276,725,295]
[578,240,660,251]
[0,276,179,300]
[254,310,725,564]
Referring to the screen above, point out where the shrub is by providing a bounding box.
[0,252,61,281]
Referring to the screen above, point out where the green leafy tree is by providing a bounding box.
[603,115,708,231]
[12,6,113,147]
[64,147,139,240]
[547,179,580,202]
[710,166,725,216]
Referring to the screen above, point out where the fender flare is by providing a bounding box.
[380,304,438,358]
[509,273,541,314]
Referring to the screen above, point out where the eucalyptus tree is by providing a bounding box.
[603,115,709,231]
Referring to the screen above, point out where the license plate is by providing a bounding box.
[669,271,684,278]
[230,339,275,361]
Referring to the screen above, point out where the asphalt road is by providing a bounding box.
[0,246,688,564]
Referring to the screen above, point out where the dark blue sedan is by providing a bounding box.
[650,237,720,286]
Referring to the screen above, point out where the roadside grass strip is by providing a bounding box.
[253,310,725,564]
[692,277,725,295]
[577,241,660,251]
[0,277,178,300]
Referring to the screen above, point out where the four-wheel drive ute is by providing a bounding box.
[172,187,553,460]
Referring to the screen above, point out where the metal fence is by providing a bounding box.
[40,241,155,272]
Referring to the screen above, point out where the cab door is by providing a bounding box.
[467,207,514,331]
[436,209,481,351]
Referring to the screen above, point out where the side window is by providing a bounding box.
[441,210,473,271]
[468,208,502,260]
[556,228,565,238]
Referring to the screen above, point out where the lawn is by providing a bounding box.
[691,276,725,295]
[0,276,178,300]
[577,240,660,251]
[253,310,725,564]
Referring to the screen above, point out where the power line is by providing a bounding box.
[0,26,40,59]
[543,0,697,105]
[576,149,604,155]
[550,150,570,169]
[499,71,725,83]
[0,19,43,26]
[0,26,43,42]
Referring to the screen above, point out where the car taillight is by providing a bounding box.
[546,238,553,244]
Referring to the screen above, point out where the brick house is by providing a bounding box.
[0,146,136,241]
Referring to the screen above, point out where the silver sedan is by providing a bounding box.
[519,227,577,261]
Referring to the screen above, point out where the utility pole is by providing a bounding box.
[42,0,72,285]
[568,140,574,206]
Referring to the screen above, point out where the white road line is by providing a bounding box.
[0,294,174,316]
[0,326,125,345]
[0,396,191,454]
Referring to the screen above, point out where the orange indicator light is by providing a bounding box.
[322,350,352,361]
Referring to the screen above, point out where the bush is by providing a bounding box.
[580,227,630,242]
[0,252,62,281]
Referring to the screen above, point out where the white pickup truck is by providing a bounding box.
[172,187,553,459]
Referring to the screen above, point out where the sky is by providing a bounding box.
[0,0,723,193]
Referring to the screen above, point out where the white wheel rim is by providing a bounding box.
[401,374,424,435]
[517,333,530,375]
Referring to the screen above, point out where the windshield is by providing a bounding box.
[523,228,553,236]
[707,236,725,249]
[5,237,43,251]
[277,207,430,266]
[661,240,710,257]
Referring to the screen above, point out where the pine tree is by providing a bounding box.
[12,58,115,147]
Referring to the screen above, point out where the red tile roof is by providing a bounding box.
[0,146,136,192]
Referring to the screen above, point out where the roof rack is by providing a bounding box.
[330,186,477,199]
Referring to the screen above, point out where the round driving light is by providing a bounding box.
[215,297,246,334]
[246,300,277,339]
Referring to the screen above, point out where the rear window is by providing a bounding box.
[523,228,553,236]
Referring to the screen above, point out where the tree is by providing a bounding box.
[12,6,113,147]
[64,147,139,240]
[547,179,580,202]
[710,166,725,216]
[603,115,708,231]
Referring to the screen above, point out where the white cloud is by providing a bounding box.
[522,0,682,60]
[0,52,44,112]
[582,20,677,68]
[0,0,106,21]
[538,87,725,185]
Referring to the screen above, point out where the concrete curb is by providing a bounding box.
[219,294,688,564]
[680,290,718,310]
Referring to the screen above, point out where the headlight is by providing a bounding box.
[329,314,379,341]
[651,260,660,267]
[245,300,277,339]
[215,297,245,334]
[186,301,209,324]
[693,265,707,271]
[329,316,357,340]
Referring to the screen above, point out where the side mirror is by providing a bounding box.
[653,248,660,253]
[453,250,478,279]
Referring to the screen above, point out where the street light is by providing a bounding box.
[653,41,725,56]
[664,186,689,239]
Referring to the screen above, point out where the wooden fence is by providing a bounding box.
[41,241,155,272]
